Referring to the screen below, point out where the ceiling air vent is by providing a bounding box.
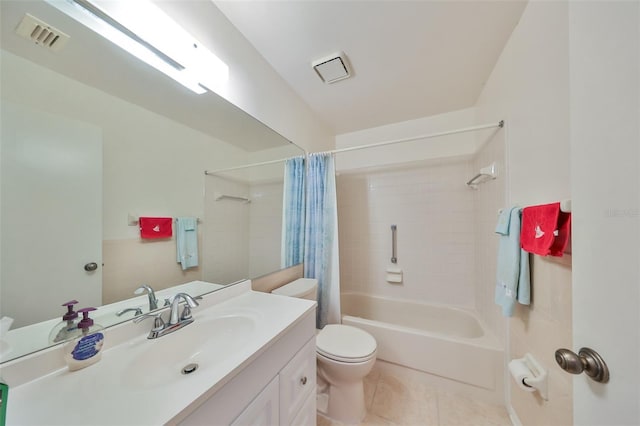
[15,13,70,52]
[312,52,352,84]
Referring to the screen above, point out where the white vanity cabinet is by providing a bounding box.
[3,285,317,426]
[279,338,316,425]
[230,377,280,426]
[176,310,316,426]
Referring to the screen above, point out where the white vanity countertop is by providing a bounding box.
[3,282,316,425]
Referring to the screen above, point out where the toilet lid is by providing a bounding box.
[316,325,377,363]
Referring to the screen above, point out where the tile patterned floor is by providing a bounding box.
[317,363,512,426]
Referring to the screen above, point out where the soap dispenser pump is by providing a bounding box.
[63,307,105,372]
[49,300,83,343]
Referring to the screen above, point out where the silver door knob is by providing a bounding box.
[555,347,609,383]
[84,262,98,272]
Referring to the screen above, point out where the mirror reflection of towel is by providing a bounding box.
[176,217,198,270]
[139,217,173,239]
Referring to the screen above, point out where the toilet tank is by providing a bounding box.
[271,278,318,301]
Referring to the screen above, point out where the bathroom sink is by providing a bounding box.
[120,313,257,389]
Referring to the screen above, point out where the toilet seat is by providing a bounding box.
[316,324,377,363]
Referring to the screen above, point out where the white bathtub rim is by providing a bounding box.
[342,291,482,319]
[341,314,501,351]
[340,292,501,349]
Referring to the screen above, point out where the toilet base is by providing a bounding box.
[316,354,375,425]
[324,381,366,424]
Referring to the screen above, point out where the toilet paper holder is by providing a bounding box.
[509,353,548,400]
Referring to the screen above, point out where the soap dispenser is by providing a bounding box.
[49,300,83,343]
[63,307,105,372]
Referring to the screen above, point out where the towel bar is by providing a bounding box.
[127,214,201,226]
[497,199,572,215]
[214,193,251,203]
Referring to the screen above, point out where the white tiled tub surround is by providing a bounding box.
[336,158,505,403]
[471,130,507,345]
[337,158,477,307]
[203,176,286,283]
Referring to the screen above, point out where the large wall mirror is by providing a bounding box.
[0,0,305,363]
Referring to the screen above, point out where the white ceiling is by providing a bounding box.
[215,0,527,134]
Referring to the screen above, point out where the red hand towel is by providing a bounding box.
[139,217,173,239]
[521,202,570,256]
[549,211,571,256]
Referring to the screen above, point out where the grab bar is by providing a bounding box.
[391,225,397,264]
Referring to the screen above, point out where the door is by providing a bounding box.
[569,2,639,424]
[1,101,102,328]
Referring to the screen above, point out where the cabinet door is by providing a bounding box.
[290,391,316,426]
[231,376,279,426]
[279,338,316,425]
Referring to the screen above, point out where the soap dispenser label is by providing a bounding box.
[71,333,104,361]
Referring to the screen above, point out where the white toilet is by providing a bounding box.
[272,278,377,424]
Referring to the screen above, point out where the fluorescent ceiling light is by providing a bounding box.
[46,0,228,95]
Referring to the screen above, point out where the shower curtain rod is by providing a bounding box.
[205,120,504,175]
[325,120,504,155]
[204,156,301,176]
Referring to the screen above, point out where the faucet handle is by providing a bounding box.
[181,305,194,321]
[116,307,143,317]
[134,312,165,331]
[180,294,203,321]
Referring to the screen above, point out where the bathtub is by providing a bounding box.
[341,292,503,391]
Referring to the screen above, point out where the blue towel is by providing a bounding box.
[176,217,198,270]
[495,207,530,316]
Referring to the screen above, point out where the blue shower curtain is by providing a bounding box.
[304,153,340,328]
[281,156,306,268]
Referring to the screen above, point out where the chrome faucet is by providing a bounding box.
[134,292,199,339]
[134,284,159,311]
[168,293,199,325]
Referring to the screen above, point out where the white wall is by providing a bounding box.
[475,2,571,207]
[203,176,285,283]
[569,2,639,424]
[203,176,250,284]
[249,181,284,278]
[156,1,334,154]
[335,108,478,171]
[1,50,248,240]
[473,1,573,424]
